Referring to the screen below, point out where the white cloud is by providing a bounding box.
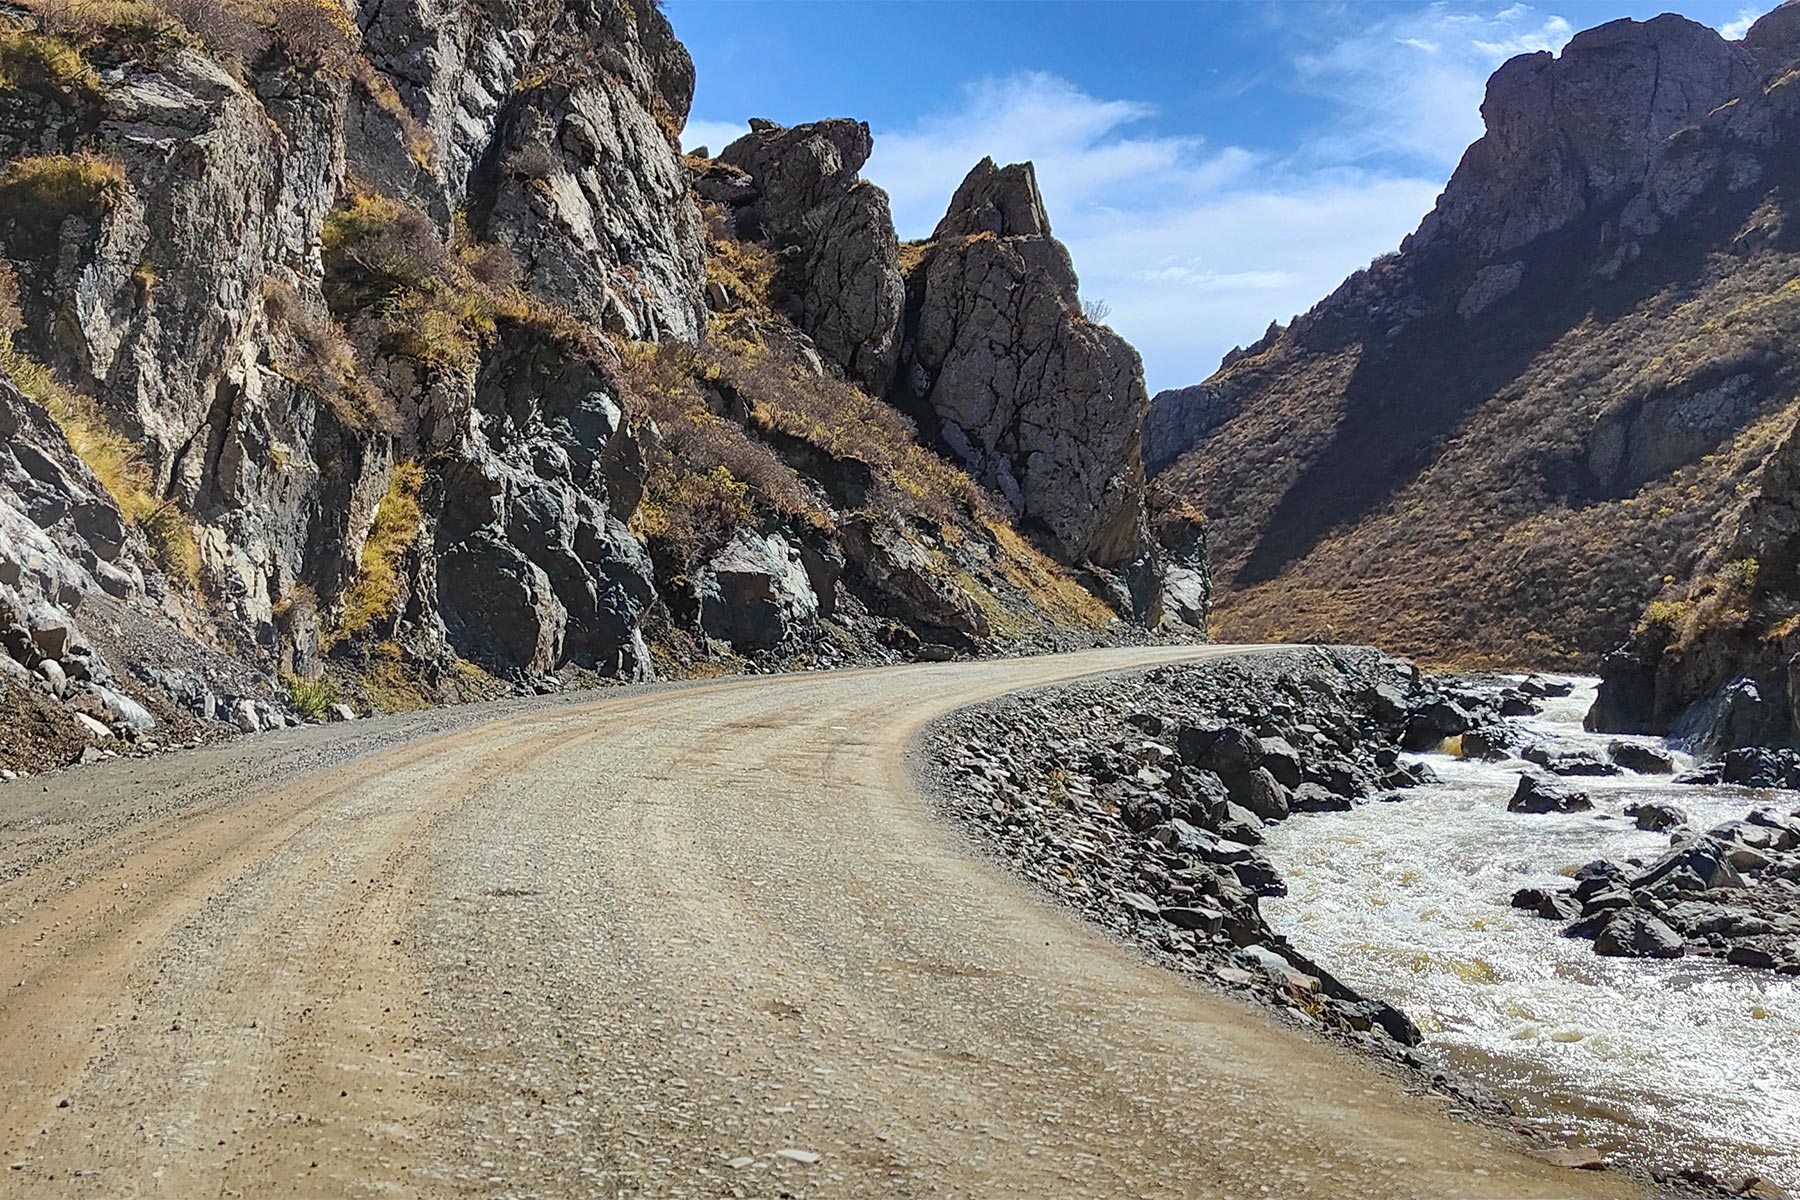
[1719,7,1760,39]
[1292,5,1574,170]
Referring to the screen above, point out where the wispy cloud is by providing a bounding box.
[1719,7,1761,39]
[1291,5,1574,171]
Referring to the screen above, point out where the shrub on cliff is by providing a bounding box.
[0,152,125,242]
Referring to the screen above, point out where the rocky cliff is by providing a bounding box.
[1154,6,1800,693]
[0,0,1202,774]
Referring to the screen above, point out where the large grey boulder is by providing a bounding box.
[1508,771,1593,813]
[698,531,819,651]
[716,119,904,394]
[902,158,1148,568]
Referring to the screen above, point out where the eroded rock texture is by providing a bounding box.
[715,118,904,394]
[900,158,1148,569]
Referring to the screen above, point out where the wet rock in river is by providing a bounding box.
[1508,771,1593,814]
[1593,911,1685,958]
[1522,743,1620,776]
[1610,740,1677,774]
[1626,801,1690,832]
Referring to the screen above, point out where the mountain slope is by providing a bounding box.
[1152,7,1800,673]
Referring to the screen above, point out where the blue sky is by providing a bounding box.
[670,1,1765,393]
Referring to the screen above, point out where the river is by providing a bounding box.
[1261,678,1800,1187]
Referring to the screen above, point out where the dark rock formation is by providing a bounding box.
[715,118,903,394]
[0,2,1196,772]
[899,158,1149,569]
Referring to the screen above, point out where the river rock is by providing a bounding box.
[1609,740,1677,774]
[1633,838,1745,895]
[1522,744,1620,776]
[1288,782,1352,813]
[1508,771,1593,814]
[1626,800,1689,832]
[1235,767,1291,823]
[1257,736,1303,787]
[1593,911,1685,958]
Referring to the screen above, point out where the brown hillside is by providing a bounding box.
[1158,10,1800,669]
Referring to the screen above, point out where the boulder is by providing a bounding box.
[1288,782,1352,814]
[1609,740,1677,774]
[1521,744,1620,776]
[1626,801,1689,832]
[697,531,819,652]
[1256,736,1303,787]
[1403,698,1472,750]
[1722,747,1800,790]
[1632,838,1746,895]
[1593,911,1685,958]
[1508,771,1593,814]
[1235,767,1291,824]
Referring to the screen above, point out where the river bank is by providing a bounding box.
[919,648,1798,1198]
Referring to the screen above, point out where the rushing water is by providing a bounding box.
[1261,678,1800,1186]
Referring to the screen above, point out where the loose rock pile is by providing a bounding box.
[1514,808,1800,971]
[0,589,324,778]
[923,648,1512,1072]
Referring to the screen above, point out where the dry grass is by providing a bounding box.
[0,152,126,241]
[321,185,581,399]
[0,19,100,106]
[0,295,200,587]
[330,460,423,645]
[22,0,359,70]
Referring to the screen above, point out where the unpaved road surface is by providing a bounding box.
[0,646,1638,1198]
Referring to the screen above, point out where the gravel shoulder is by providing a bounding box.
[0,645,1637,1198]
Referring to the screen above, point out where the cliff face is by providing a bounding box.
[0,1,1200,771]
[1153,6,1800,683]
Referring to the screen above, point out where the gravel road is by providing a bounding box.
[0,645,1638,1198]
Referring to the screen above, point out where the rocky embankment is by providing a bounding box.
[920,648,1539,1099]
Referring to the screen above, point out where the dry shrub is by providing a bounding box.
[614,340,820,559]
[0,152,127,241]
[264,279,397,433]
[0,19,101,106]
[318,185,586,426]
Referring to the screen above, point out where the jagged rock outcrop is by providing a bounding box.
[357,0,706,340]
[898,158,1148,569]
[0,1,1194,773]
[712,118,903,394]
[1155,6,1800,670]
[1412,15,1760,260]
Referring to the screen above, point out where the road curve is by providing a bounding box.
[0,645,1638,1199]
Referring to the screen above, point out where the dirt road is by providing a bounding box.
[0,646,1638,1198]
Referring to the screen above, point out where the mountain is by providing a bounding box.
[1151,4,1800,711]
[0,0,1205,773]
